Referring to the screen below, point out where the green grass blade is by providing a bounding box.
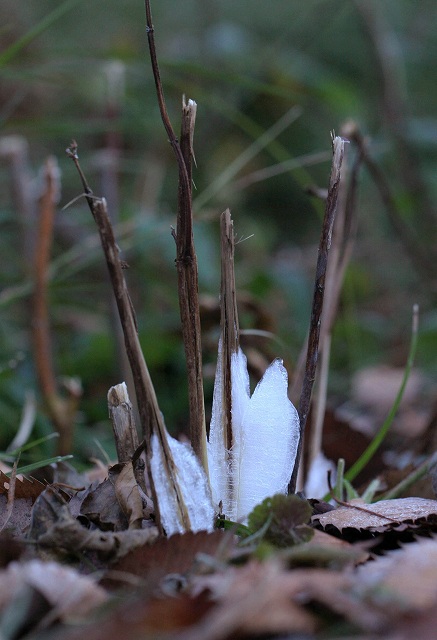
[345,305,419,484]
[0,0,85,67]
[5,455,73,477]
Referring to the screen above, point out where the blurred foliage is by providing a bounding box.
[1,0,437,463]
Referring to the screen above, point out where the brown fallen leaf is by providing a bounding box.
[29,486,158,562]
[0,559,107,622]
[357,536,437,610]
[104,530,234,592]
[188,560,386,640]
[110,462,145,529]
[0,469,46,502]
[313,497,437,534]
[80,478,129,531]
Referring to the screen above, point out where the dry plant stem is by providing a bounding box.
[32,157,78,455]
[67,144,191,535]
[220,209,240,453]
[308,137,358,468]
[108,383,139,463]
[144,1,207,470]
[289,143,360,408]
[349,127,431,279]
[176,98,208,471]
[354,0,436,238]
[289,137,344,494]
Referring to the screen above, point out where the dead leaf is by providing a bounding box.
[0,469,45,502]
[0,560,107,622]
[110,462,144,529]
[80,478,128,531]
[51,590,214,640]
[189,560,386,639]
[282,528,370,568]
[313,497,437,534]
[104,530,234,592]
[357,536,437,610]
[29,486,158,562]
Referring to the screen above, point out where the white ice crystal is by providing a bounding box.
[208,343,300,522]
[151,431,215,536]
[304,451,336,499]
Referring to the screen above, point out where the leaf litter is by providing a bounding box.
[2,456,437,640]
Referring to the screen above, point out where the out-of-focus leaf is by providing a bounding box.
[248,494,314,547]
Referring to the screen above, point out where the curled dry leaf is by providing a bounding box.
[80,478,129,531]
[110,462,145,529]
[29,486,158,562]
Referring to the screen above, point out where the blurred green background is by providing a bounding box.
[1,0,436,464]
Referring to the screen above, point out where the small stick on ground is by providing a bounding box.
[288,135,345,493]
[144,1,207,472]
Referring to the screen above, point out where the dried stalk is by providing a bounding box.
[220,209,239,452]
[32,156,80,455]
[108,382,139,464]
[308,132,358,469]
[289,136,345,493]
[347,124,431,280]
[67,142,191,535]
[144,1,207,471]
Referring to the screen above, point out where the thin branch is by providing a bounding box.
[354,0,437,238]
[220,209,239,452]
[176,97,208,471]
[144,1,207,471]
[32,156,79,455]
[288,136,345,493]
[66,142,191,535]
[348,125,432,280]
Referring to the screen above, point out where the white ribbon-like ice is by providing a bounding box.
[208,344,300,522]
[151,343,299,534]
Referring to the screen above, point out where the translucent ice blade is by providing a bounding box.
[151,432,215,536]
[236,358,299,521]
[227,348,251,520]
[207,337,228,512]
[304,452,336,499]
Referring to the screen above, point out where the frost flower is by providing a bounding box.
[208,343,300,522]
[151,431,215,536]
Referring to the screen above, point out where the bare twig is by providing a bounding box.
[288,136,345,493]
[66,142,191,535]
[144,1,207,471]
[347,124,432,280]
[220,209,240,453]
[354,0,437,239]
[32,156,80,455]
